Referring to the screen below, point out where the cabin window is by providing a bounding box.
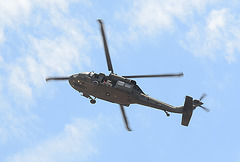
[115,80,134,93]
[124,83,131,88]
[117,81,124,86]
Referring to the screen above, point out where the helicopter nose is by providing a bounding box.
[69,73,87,89]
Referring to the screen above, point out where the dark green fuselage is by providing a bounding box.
[69,72,184,113]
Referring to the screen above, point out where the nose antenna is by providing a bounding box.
[46,77,70,82]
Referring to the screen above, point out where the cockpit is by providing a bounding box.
[81,72,94,77]
[71,72,95,80]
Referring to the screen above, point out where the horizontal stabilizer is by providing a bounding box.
[181,96,193,126]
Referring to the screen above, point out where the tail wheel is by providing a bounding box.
[90,99,96,104]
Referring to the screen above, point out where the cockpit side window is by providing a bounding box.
[93,74,99,79]
[89,72,94,77]
[134,85,145,94]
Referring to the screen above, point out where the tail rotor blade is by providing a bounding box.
[119,105,132,131]
[46,77,70,82]
[123,73,183,78]
[199,93,207,101]
[98,19,114,73]
[199,106,210,112]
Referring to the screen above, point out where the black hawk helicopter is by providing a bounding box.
[46,19,209,131]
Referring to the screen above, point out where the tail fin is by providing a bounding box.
[181,96,193,126]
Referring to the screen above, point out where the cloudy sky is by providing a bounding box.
[0,0,240,161]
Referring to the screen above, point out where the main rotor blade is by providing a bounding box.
[119,105,132,131]
[98,19,114,73]
[46,77,70,82]
[123,73,183,78]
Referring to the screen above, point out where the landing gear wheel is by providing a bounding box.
[90,99,96,104]
[164,110,170,117]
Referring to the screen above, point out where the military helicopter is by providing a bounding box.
[46,19,209,131]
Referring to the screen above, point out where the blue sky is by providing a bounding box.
[0,0,240,161]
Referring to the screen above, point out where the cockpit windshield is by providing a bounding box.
[82,72,94,77]
[82,72,90,75]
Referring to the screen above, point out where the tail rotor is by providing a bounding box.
[193,93,210,112]
[181,93,210,126]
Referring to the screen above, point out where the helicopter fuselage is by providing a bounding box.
[69,72,184,114]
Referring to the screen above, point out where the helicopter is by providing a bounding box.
[46,19,209,131]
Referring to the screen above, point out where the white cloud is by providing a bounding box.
[0,26,5,44]
[119,0,219,39]
[3,0,91,101]
[8,65,33,100]
[182,8,240,63]
[0,97,38,143]
[0,0,92,143]
[207,9,227,31]
[0,0,86,27]
[6,118,98,162]
[0,53,3,64]
[118,0,240,63]
[6,31,90,102]
[33,0,76,14]
[0,0,32,26]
